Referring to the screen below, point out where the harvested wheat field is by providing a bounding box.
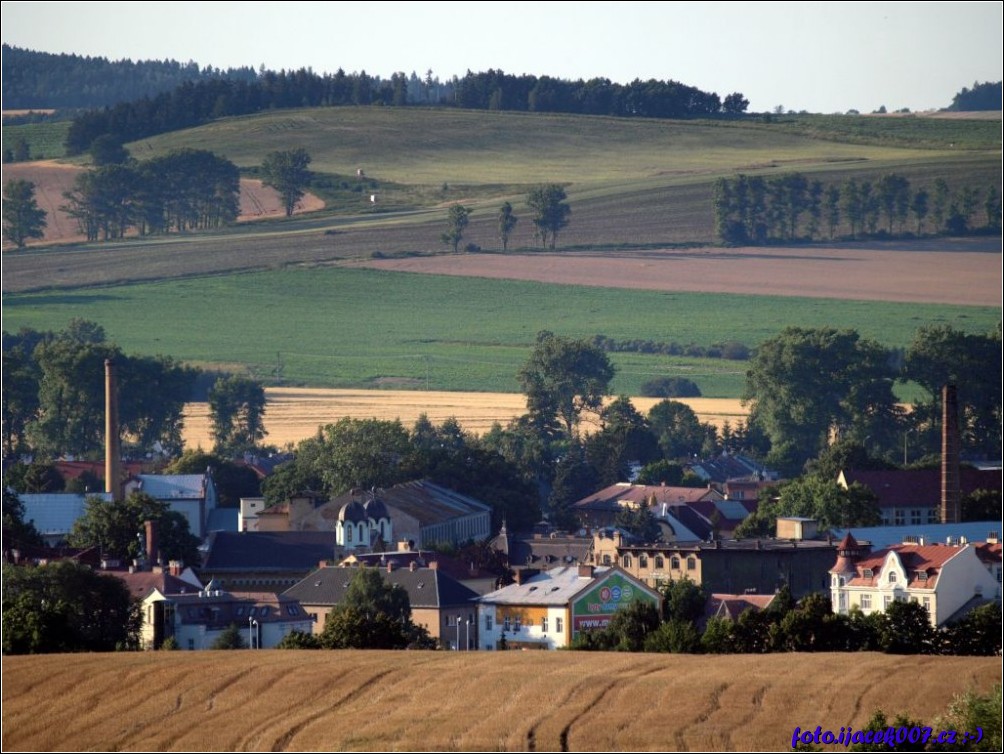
[181,389,747,449]
[360,238,1002,307]
[0,161,323,248]
[2,651,998,752]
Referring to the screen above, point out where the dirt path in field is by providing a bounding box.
[0,161,324,248]
[358,238,1002,307]
[181,388,747,450]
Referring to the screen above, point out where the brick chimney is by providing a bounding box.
[577,564,594,578]
[105,359,122,501]
[941,384,961,524]
[144,519,159,567]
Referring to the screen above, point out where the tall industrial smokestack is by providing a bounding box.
[940,383,960,524]
[105,359,122,501]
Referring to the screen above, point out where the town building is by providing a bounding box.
[199,530,339,592]
[590,529,837,597]
[238,481,491,550]
[141,581,312,650]
[829,533,1002,627]
[284,562,480,650]
[475,565,661,650]
[123,473,218,539]
[837,467,1002,527]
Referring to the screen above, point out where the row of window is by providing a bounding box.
[492,615,563,634]
[615,554,697,571]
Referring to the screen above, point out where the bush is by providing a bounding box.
[639,377,702,398]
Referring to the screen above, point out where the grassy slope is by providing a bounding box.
[2,107,1000,397]
[2,651,999,752]
[3,267,996,396]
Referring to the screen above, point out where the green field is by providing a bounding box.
[3,267,996,398]
[3,107,1000,400]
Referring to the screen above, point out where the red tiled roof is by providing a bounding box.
[846,543,967,588]
[574,483,719,511]
[707,593,776,621]
[974,542,1003,566]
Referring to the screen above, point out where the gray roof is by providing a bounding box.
[207,508,239,532]
[831,522,1002,550]
[329,481,490,527]
[284,565,479,609]
[20,492,113,536]
[132,474,208,499]
[201,531,337,572]
[169,590,309,627]
[478,565,612,606]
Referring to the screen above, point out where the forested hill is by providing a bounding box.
[1,44,258,110]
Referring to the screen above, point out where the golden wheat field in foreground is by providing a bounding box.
[181,389,748,450]
[2,651,998,752]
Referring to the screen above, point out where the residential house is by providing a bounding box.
[829,533,1002,626]
[284,562,481,650]
[476,565,661,650]
[706,593,777,623]
[142,581,312,650]
[571,482,750,538]
[243,481,491,550]
[123,473,218,539]
[837,468,1002,526]
[490,521,593,575]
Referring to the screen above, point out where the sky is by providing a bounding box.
[2,1,1001,114]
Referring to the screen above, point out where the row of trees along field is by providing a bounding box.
[60,68,744,155]
[713,172,1002,245]
[442,184,571,252]
[59,148,239,241]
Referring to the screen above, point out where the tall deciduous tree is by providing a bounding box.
[517,330,615,437]
[440,204,471,252]
[2,560,140,654]
[208,375,267,457]
[2,178,47,248]
[497,201,518,250]
[526,184,571,249]
[68,491,200,565]
[743,327,901,475]
[261,148,312,217]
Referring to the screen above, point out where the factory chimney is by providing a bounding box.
[940,383,960,524]
[105,359,122,501]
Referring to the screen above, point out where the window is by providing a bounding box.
[639,555,648,569]
[485,614,493,631]
[671,556,680,570]
[514,617,521,632]
[540,616,548,633]
[883,596,892,609]
[503,616,511,632]
[927,509,939,524]
[910,509,922,525]
[923,597,931,611]
[622,555,632,568]
[188,639,195,650]
[346,525,353,543]
[686,557,696,571]
[894,510,905,526]
[860,594,871,609]
[888,572,897,583]
[555,617,563,633]
[655,556,664,569]
[602,554,611,565]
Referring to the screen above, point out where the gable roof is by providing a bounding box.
[477,565,614,606]
[707,593,777,621]
[284,565,479,609]
[130,474,210,500]
[839,468,1002,508]
[112,570,203,601]
[19,492,113,537]
[168,590,309,627]
[573,483,722,514]
[201,531,337,572]
[845,543,967,589]
[327,481,491,527]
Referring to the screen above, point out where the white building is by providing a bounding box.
[829,533,1001,627]
[124,474,218,538]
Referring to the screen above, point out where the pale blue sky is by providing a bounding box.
[2,1,1001,113]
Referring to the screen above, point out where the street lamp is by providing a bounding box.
[465,618,470,651]
[248,617,258,649]
[455,617,461,651]
[903,428,914,467]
